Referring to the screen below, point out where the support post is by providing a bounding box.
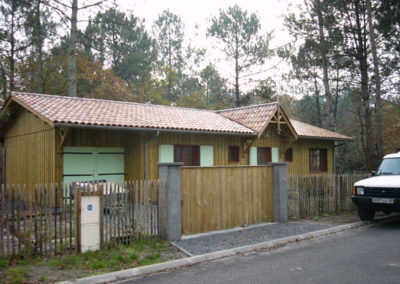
[272,163,288,222]
[158,163,183,241]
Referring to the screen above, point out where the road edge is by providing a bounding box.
[58,215,399,284]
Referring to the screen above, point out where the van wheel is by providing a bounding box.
[357,208,375,221]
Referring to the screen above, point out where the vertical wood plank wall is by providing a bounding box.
[55,128,144,182]
[288,139,335,175]
[4,110,336,185]
[4,110,56,184]
[181,165,274,235]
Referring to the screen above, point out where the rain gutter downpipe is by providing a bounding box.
[144,131,160,182]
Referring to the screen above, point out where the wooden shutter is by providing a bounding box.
[200,146,214,166]
[249,147,257,165]
[272,147,279,163]
[159,144,174,163]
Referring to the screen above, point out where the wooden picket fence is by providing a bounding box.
[288,173,370,219]
[0,184,75,258]
[0,180,164,258]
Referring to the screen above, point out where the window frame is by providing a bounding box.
[228,145,240,163]
[284,148,293,162]
[309,148,328,172]
[257,147,272,165]
[173,144,200,166]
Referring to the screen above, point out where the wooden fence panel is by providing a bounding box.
[0,179,163,258]
[0,183,76,258]
[181,166,274,235]
[288,173,370,219]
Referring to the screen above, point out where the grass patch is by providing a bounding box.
[4,267,29,283]
[0,239,183,284]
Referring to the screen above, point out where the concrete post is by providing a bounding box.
[272,163,288,223]
[158,163,183,241]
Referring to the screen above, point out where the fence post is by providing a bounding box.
[158,163,183,241]
[272,163,288,223]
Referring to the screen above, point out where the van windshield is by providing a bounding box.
[376,158,400,175]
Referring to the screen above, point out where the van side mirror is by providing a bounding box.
[371,171,376,176]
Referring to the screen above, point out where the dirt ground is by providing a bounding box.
[301,212,360,225]
[302,210,393,225]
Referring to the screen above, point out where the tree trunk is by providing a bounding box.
[366,0,384,160]
[234,59,239,107]
[354,0,376,170]
[68,0,78,97]
[315,0,335,131]
[34,0,44,93]
[313,73,322,127]
[9,0,16,93]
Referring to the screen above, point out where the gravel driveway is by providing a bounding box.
[174,222,335,256]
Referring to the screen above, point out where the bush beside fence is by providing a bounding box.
[288,173,370,220]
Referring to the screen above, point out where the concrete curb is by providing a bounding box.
[58,215,399,284]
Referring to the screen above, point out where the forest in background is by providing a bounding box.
[0,0,399,173]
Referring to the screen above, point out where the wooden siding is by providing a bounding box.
[3,110,336,186]
[181,166,274,235]
[58,124,335,181]
[4,109,56,184]
[56,128,144,182]
[287,139,335,175]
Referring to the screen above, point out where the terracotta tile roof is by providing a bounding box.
[6,92,352,141]
[218,102,352,141]
[291,119,352,141]
[9,92,256,135]
[217,103,278,133]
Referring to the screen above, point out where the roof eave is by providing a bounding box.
[298,135,353,141]
[53,123,257,137]
[3,93,55,126]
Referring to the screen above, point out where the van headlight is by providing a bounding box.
[357,187,365,195]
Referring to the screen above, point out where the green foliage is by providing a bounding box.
[199,64,233,109]
[84,8,156,87]
[245,78,276,105]
[4,267,29,283]
[153,10,185,102]
[0,258,6,268]
[208,5,272,106]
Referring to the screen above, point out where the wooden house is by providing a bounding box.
[0,92,351,185]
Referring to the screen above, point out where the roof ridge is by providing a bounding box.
[217,102,278,113]
[11,91,216,113]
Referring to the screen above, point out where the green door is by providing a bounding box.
[63,147,125,185]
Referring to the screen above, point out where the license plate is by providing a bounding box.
[372,198,394,204]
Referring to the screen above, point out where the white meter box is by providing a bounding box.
[80,195,100,252]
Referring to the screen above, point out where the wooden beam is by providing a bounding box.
[242,137,256,157]
[58,127,70,150]
[276,107,281,134]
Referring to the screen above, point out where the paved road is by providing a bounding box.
[121,218,400,284]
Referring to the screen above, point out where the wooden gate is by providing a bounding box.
[181,166,274,235]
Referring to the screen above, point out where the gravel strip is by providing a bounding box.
[174,222,334,255]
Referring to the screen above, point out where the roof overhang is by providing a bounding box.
[1,94,54,126]
[54,123,257,137]
[298,135,353,142]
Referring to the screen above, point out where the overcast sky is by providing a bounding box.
[111,0,302,94]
